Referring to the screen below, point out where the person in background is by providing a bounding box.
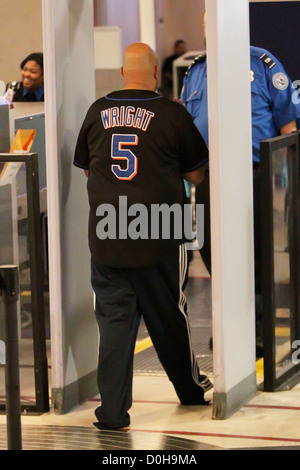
[181,12,300,356]
[162,39,187,99]
[74,42,211,430]
[6,52,44,102]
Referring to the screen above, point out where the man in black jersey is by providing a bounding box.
[74,42,211,430]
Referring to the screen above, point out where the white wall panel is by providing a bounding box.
[42,0,97,413]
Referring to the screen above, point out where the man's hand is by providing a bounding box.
[183,165,206,186]
[280,120,297,135]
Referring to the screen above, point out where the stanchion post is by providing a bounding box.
[0,265,22,450]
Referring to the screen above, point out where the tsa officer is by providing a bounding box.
[181,16,300,353]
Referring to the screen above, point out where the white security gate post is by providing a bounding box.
[42,0,98,413]
[205,0,257,418]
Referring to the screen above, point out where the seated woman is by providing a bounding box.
[6,53,44,102]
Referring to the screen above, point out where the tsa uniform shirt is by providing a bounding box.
[181,46,300,163]
[181,54,208,147]
[250,46,300,162]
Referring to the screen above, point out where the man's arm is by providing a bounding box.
[280,120,297,135]
[182,165,206,186]
[84,169,89,177]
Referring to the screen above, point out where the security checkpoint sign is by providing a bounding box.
[0,128,36,186]
[0,160,23,187]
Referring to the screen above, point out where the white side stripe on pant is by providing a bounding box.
[178,244,212,392]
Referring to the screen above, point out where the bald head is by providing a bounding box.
[121,42,159,91]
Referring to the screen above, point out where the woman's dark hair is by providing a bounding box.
[20,53,44,73]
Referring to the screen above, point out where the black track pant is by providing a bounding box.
[91,244,212,428]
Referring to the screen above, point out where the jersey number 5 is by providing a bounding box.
[111,134,138,180]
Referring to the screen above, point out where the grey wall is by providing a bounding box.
[0,0,43,84]
[94,0,140,50]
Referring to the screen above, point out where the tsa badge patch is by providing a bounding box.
[272,72,289,90]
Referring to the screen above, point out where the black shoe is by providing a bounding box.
[179,376,213,406]
[94,405,130,431]
[180,397,211,406]
[93,421,130,431]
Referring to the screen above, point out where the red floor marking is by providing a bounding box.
[0,395,36,402]
[244,404,300,411]
[134,399,180,405]
[2,395,300,412]
[89,397,180,405]
[129,428,300,443]
[89,397,300,411]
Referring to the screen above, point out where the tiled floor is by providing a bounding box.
[1,252,300,451]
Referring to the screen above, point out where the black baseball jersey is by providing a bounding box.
[74,89,208,268]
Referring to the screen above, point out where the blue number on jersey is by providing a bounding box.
[111,134,138,180]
